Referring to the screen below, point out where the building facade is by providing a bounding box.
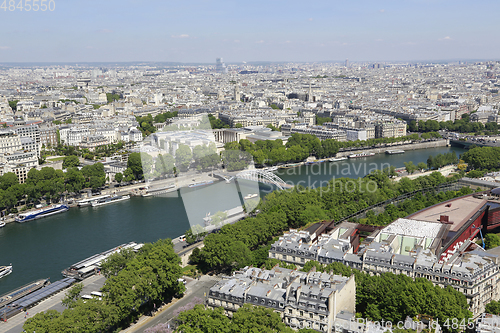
[207,265,356,332]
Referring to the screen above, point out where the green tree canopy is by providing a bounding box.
[62,155,80,169]
[114,172,123,183]
[175,144,193,171]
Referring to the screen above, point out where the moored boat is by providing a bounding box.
[385,150,405,155]
[348,152,375,158]
[77,195,110,207]
[16,204,69,223]
[329,156,348,162]
[62,242,143,280]
[188,180,214,188]
[0,265,12,279]
[142,185,176,197]
[91,195,130,207]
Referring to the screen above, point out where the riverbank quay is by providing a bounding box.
[394,164,458,181]
[273,139,450,168]
[335,139,450,158]
[1,172,220,225]
[0,274,106,333]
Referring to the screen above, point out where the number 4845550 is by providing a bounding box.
[1,0,55,11]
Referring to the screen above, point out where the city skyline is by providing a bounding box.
[1,0,500,63]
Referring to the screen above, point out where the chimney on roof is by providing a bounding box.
[440,215,452,224]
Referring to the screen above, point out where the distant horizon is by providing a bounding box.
[1,0,500,63]
[0,58,498,68]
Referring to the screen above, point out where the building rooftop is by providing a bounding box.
[381,218,443,238]
[409,196,487,232]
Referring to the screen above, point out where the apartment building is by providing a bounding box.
[39,125,58,147]
[0,150,38,183]
[374,121,407,138]
[281,124,347,142]
[270,215,499,317]
[0,130,22,155]
[207,265,356,333]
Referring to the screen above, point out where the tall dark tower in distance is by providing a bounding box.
[216,58,228,74]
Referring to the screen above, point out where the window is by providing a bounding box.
[289,309,293,314]
[300,311,304,316]
[309,313,313,319]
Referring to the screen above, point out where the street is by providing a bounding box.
[122,275,220,333]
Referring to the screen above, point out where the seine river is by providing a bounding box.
[0,146,466,295]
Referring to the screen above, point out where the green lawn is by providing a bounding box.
[46,156,65,162]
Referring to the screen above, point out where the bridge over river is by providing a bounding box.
[213,169,293,190]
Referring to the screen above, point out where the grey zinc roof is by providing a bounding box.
[393,254,416,265]
[344,253,363,264]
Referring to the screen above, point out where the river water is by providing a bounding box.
[0,146,466,295]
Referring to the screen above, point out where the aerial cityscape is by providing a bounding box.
[2,1,500,333]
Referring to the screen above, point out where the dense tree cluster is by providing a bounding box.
[43,142,126,162]
[462,146,500,170]
[0,163,106,213]
[225,133,426,167]
[23,240,184,333]
[426,152,459,169]
[316,115,332,125]
[136,111,179,136]
[136,114,157,136]
[361,187,473,226]
[485,300,500,315]
[106,93,121,103]
[8,99,18,111]
[62,155,80,169]
[154,111,178,124]
[484,234,500,250]
[300,261,471,332]
[208,113,229,129]
[192,170,463,272]
[420,131,442,140]
[408,114,488,134]
[176,303,314,333]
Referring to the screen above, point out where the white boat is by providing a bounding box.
[188,180,214,188]
[0,221,5,228]
[77,195,110,207]
[385,150,405,155]
[263,166,278,172]
[329,156,347,162]
[244,193,259,200]
[348,152,375,158]
[0,265,12,279]
[91,195,130,207]
[142,185,176,197]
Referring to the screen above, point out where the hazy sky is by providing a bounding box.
[0,0,498,63]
